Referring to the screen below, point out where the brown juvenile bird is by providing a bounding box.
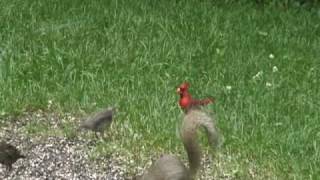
[80,107,116,137]
[0,141,25,171]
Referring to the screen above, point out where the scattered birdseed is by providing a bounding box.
[0,110,128,180]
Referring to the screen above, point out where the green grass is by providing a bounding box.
[0,0,319,179]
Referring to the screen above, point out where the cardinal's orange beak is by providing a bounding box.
[176,87,181,93]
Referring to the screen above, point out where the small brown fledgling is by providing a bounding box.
[0,141,25,171]
[79,107,116,137]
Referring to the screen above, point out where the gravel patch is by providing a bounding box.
[0,110,128,180]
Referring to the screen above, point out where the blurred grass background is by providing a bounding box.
[0,0,319,178]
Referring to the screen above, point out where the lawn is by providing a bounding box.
[0,0,319,179]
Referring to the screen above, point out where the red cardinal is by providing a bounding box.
[176,82,214,111]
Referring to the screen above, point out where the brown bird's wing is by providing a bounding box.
[80,107,115,132]
[91,108,114,130]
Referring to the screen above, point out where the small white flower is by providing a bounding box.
[253,71,263,80]
[269,54,275,59]
[258,31,268,36]
[226,86,232,90]
[216,48,221,54]
[266,82,272,87]
[272,66,278,72]
[47,100,53,109]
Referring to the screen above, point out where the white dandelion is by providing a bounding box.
[266,82,272,87]
[269,54,275,59]
[253,71,263,80]
[272,66,278,73]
